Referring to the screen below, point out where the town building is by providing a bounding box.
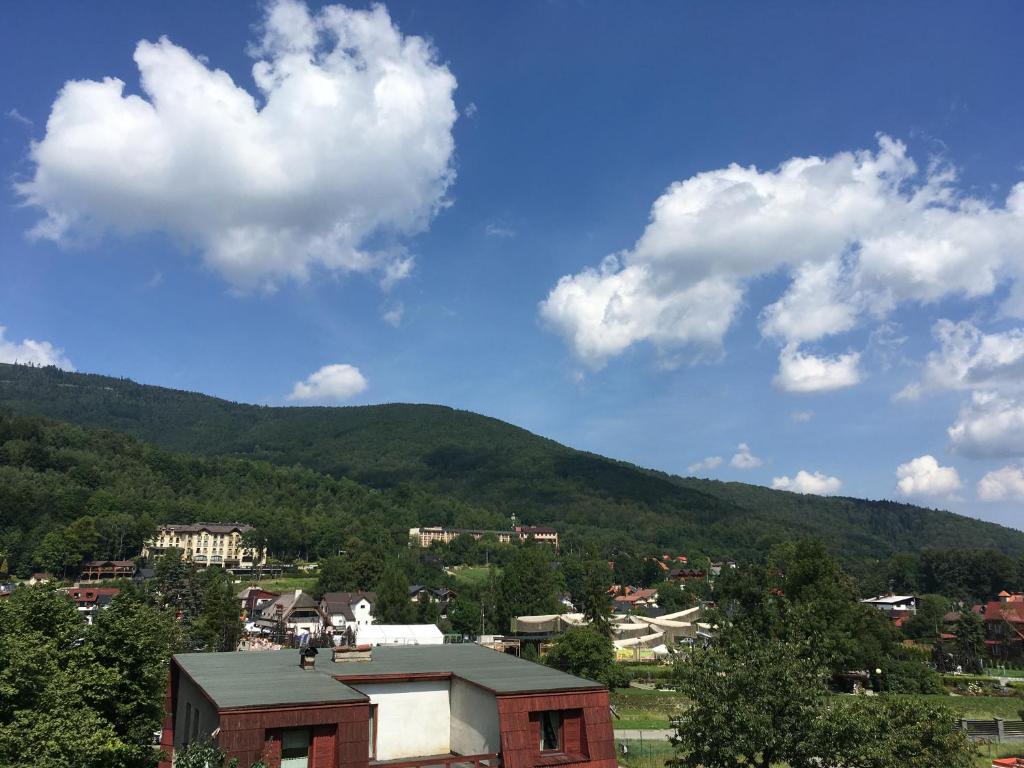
[142,523,266,570]
[80,559,135,581]
[66,586,120,624]
[321,591,376,635]
[239,586,280,620]
[983,591,1024,661]
[159,643,616,768]
[409,526,559,550]
[256,590,327,637]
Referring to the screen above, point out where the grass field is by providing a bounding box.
[448,565,500,588]
[615,736,1020,768]
[236,575,319,594]
[610,688,1024,730]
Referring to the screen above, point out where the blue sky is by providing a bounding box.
[2,2,1024,529]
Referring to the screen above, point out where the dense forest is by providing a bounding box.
[1,363,1023,572]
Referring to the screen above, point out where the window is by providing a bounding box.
[539,711,561,752]
[183,703,192,746]
[281,728,310,768]
[192,707,200,743]
[368,704,378,759]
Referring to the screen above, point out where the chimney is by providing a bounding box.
[300,646,318,670]
[333,644,374,663]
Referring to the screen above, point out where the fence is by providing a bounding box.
[962,719,1024,742]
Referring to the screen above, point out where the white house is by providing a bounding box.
[320,591,376,634]
[860,594,918,613]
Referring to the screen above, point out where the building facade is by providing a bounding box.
[321,592,376,635]
[160,644,615,768]
[409,526,559,550]
[142,523,266,569]
[80,559,135,581]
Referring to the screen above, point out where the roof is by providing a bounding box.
[83,559,134,568]
[173,643,603,711]
[335,644,604,694]
[860,595,916,605]
[175,650,366,710]
[261,590,320,620]
[983,601,1024,625]
[158,522,254,534]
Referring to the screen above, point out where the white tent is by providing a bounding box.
[356,624,444,646]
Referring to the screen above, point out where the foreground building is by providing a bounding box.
[142,522,266,570]
[160,644,615,768]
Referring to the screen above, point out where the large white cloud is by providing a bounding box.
[288,363,367,402]
[977,465,1024,501]
[894,454,961,497]
[18,0,457,291]
[773,344,861,393]
[906,319,1024,396]
[540,136,1024,380]
[0,326,74,370]
[948,391,1024,458]
[771,470,842,495]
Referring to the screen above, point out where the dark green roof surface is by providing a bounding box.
[175,650,366,709]
[175,644,602,710]
[337,644,604,694]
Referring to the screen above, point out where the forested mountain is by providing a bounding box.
[1,362,1022,567]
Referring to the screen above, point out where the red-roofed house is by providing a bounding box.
[983,592,1024,661]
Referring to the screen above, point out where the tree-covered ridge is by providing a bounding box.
[1,362,1023,566]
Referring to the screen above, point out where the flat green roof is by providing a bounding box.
[175,650,366,710]
[337,644,605,694]
[174,644,603,710]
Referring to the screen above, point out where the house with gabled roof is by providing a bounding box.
[321,591,376,635]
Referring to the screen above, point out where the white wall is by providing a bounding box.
[450,679,500,756]
[353,680,451,760]
[174,674,219,750]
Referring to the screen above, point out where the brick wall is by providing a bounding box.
[495,690,616,768]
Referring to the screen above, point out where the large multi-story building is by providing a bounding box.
[159,644,616,768]
[143,522,266,569]
[410,526,559,550]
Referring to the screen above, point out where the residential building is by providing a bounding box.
[355,624,444,646]
[0,583,18,599]
[142,522,266,569]
[983,591,1024,661]
[239,586,280,619]
[66,586,120,624]
[159,643,616,768]
[321,591,376,634]
[80,559,135,581]
[256,590,327,636]
[409,526,559,550]
[860,594,918,614]
[409,585,457,617]
[612,588,658,609]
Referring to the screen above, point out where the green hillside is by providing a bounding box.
[1,362,1022,565]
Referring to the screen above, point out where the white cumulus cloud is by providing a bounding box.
[977,465,1024,501]
[913,319,1024,395]
[687,455,722,474]
[288,363,367,402]
[895,454,962,497]
[773,344,861,393]
[0,325,74,370]
[540,136,1024,382]
[18,0,457,292]
[730,443,762,469]
[948,391,1024,458]
[771,470,842,495]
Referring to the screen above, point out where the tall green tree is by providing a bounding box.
[544,626,616,686]
[497,545,561,631]
[375,562,414,624]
